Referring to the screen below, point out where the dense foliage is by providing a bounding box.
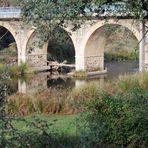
[79,73,148,147]
[80,87,148,147]
[18,0,148,43]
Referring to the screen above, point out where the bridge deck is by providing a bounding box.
[0,7,21,19]
[0,6,144,20]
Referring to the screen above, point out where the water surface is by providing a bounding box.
[0,61,139,97]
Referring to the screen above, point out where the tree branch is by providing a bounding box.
[0,31,8,41]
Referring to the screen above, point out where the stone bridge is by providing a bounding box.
[0,7,148,72]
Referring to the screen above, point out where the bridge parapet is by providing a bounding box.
[0,7,21,19]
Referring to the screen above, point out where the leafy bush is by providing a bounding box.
[80,87,148,147]
[0,63,31,77]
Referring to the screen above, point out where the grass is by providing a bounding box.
[6,72,148,116]
[0,63,33,77]
[3,72,148,147]
[12,114,79,136]
[1,114,82,148]
[6,82,100,116]
[73,70,88,78]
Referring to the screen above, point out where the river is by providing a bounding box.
[0,61,138,96]
[0,61,139,116]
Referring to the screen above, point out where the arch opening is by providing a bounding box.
[0,26,17,66]
[26,27,75,72]
[47,27,75,68]
[84,24,139,76]
[26,31,48,67]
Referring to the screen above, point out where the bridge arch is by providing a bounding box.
[0,23,18,65]
[0,22,18,52]
[47,27,75,64]
[25,30,48,67]
[83,19,140,71]
[26,27,76,68]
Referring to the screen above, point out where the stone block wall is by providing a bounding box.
[85,56,104,71]
[27,54,47,67]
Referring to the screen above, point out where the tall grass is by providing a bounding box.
[73,71,88,78]
[6,72,148,116]
[0,63,32,77]
[6,88,76,116]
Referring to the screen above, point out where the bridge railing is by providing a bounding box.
[0,7,21,19]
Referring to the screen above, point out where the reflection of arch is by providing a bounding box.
[84,20,140,71]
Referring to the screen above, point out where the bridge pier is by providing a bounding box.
[72,19,148,73]
[139,21,145,72]
[75,56,85,71]
[144,21,148,71]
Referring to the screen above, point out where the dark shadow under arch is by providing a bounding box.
[0,26,18,64]
[0,26,16,48]
[47,27,75,64]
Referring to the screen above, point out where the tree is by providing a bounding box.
[0,0,17,6]
[18,0,147,43]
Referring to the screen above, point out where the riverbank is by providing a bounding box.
[2,72,148,147]
[6,70,147,116]
[0,63,33,77]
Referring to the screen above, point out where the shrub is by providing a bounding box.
[0,63,31,77]
[80,87,148,147]
[73,71,87,78]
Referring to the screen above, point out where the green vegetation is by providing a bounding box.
[0,1,148,147]
[0,63,32,77]
[81,87,148,147]
[76,72,148,147]
[0,114,81,148]
[0,41,25,76]
[72,70,88,78]
[0,43,17,64]
[19,0,147,44]
[105,50,139,62]
[48,42,75,63]
[103,24,139,62]
[6,72,148,115]
[13,114,78,136]
[2,72,148,147]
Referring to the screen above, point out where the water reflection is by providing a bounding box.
[17,73,108,94]
[0,79,18,96]
[0,61,139,95]
[105,61,139,79]
[0,61,139,115]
